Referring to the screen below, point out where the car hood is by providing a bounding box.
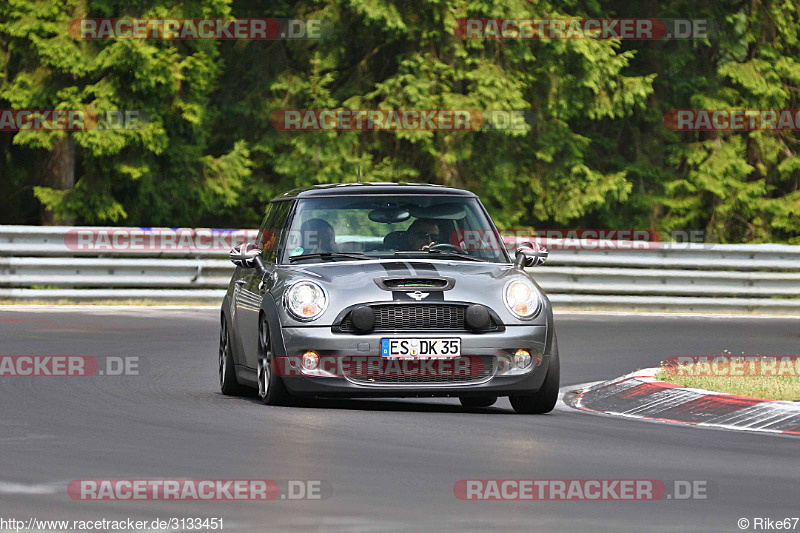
[273,259,550,326]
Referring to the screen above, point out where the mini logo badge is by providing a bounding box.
[410,291,429,301]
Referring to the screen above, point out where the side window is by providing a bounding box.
[256,204,274,248]
[257,200,292,263]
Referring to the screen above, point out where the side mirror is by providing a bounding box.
[230,243,266,272]
[514,242,548,269]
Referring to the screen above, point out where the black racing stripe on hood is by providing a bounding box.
[380,262,412,275]
[408,262,438,274]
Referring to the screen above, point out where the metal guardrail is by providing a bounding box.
[1,225,799,313]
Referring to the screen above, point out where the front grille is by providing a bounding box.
[336,304,501,333]
[342,355,496,386]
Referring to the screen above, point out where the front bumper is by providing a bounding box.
[276,325,551,397]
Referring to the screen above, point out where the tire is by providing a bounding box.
[459,396,498,408]
[257,313,293,406]
[509,336,560,414]
[219,315,247,396]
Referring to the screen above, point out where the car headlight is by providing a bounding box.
[503,278,542,319]
[284,280,328,321]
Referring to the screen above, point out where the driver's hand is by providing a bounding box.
[421,241,435,250]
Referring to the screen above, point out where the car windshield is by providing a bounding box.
[280,195,509,264]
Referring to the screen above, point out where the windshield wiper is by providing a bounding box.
[289,252,370,262]
[393,250,488,262]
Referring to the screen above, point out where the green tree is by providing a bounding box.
[0,0,252,226]
[209,0,654,229]
[656,0,800,242]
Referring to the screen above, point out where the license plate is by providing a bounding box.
[381,338,461,358]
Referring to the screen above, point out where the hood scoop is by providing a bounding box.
[374,276,455,292]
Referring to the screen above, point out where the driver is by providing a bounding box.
[405,218,440,251]
[300,218,336,253]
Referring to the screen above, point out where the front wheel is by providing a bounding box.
[509,363,559,414]
[509,336,560,414]
[257,314,293,406]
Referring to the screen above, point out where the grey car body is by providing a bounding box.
[218,183,559,414]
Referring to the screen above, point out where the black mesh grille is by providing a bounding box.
[337,304,501,333]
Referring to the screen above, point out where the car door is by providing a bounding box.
[235,200,293,369]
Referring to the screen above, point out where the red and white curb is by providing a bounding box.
[562,368,800,436]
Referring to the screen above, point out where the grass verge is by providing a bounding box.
[656,368,800,401]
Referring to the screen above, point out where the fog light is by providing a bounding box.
[514,349,532,369]
[302,351,319,370]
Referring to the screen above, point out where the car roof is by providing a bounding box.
[272,182,477,201]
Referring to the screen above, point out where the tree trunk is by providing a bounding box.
[37,136,75,225]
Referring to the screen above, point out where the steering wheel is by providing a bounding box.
[428,243,467,254]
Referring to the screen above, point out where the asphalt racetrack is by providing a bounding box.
[1,307,798,532]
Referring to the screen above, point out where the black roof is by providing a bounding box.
[272,182,477,201]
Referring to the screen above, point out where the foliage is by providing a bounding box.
[0,0,797,242]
